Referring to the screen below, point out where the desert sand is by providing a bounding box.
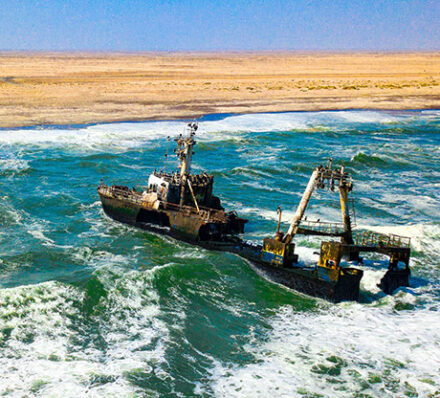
[0,52,439,128]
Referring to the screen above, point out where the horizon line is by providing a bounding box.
[1,49,440,56]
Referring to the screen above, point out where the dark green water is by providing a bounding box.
[1,110,439,397]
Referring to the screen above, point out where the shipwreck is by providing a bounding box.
[98,123,411,302]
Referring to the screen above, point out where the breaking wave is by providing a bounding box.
[0,110,437,150]
[0,267,172,396]
[210,300,440,397]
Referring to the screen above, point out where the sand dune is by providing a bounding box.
[0,52,439,127]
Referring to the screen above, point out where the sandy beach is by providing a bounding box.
[0,52,439,128]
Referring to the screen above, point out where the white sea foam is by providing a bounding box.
[377,192,440,219]
[233,202,346,229]
[0,110,432,150]
[421,109,440,117]
[209,301,440,397]
[0,267,173,397]
[0,202,23,226]
[359,266,386,295]
[201,112,309,133]
[26,222,55,246]
[0,157,29,173]
[332,110,400,124]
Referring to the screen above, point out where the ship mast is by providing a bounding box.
[175,122,198,206]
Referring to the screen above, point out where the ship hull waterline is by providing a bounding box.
[99,193,363,303]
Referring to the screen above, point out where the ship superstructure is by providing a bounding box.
[98,123,247,242]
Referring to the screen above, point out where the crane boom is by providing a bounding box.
[283,161,354,244]
[284,169,320,242]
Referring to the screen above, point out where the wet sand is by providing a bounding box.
[0,52,439,128]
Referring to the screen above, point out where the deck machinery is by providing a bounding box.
[98,123,411,302]
[261,161,411,298]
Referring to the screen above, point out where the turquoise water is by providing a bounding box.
[1,110,439,397]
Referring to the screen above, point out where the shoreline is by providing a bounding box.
[1,107,438,131]
[1,52,439,128]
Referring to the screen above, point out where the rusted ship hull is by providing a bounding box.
[100,193,142,226]
[245,259,363,302]
[203,242,363,303]
[100,193,200,242]
[100,193,362,302]
[227,245,363,303]
[99,188,246,242]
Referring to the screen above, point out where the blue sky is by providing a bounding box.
[0,0,439,51]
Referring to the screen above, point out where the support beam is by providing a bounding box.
[285,169,320,243]
[187,179,200,214]
[179,175,187,207]
[339,185,354,244]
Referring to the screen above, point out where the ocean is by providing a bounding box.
[1,110,439,397]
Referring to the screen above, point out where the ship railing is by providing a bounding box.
[353,230,411,248]
[162,201,228,223]
[100,185,144,206]
[298,220,346,236]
